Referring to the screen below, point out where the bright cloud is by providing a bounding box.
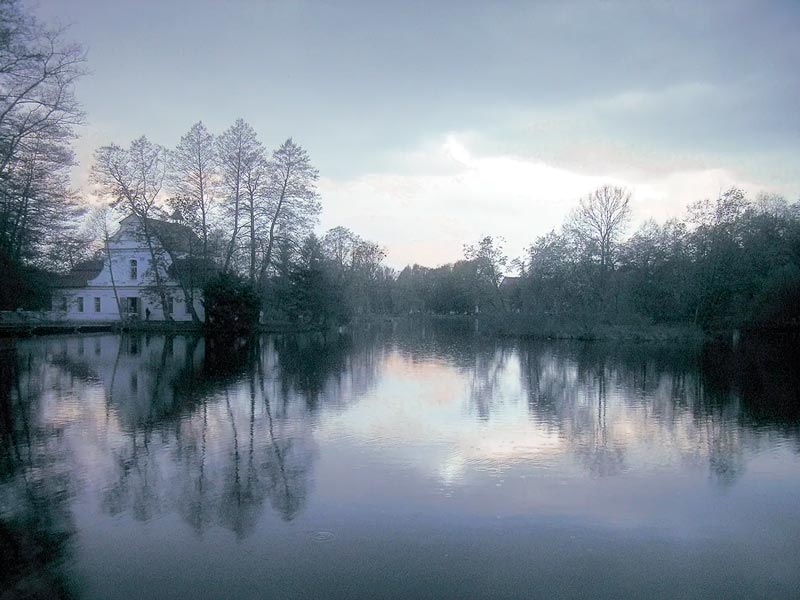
[319,134,774,269]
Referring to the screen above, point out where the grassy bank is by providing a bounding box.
[478,313,706,342]
[372,313,707,342]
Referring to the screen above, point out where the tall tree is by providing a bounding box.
[241,138,267,282]
[91,136,173,318]
[323,226,360,271]
[169,121,217,273]
[570,185,631,296]
[217,119,261,273]
[687,187,749,326]
[464,235,508,310]
[88,204,124,319]
[258,138,320,289]
[0,0,86,270]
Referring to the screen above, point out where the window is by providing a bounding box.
[130,259,138,280]
[125,297,139,319]
[77,297,84,313]
[59,296,67,312]
[166,296,174,315]
[94,297,101,312]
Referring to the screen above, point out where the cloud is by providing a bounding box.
[595,82,717,113]
[319,134,783,269]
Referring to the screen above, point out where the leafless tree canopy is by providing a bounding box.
[0,0,86,266]
[571,184,631,273]
[91,137,175,316]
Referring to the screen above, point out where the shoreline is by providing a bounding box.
[1,313,796,343]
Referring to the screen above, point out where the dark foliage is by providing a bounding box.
[0,250,51,310]
[203,272,260,332]
[278,235,347,328]
[391,189,800,333]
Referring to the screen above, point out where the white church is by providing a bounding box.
[51,214,206,323]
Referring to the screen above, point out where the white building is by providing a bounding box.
[51,215,206,322]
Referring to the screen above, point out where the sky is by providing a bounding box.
[33,0,800,268]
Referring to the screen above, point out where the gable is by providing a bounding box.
[108,215,201,254]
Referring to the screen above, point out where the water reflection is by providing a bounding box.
[1,326,799,599]
[518,339,794,485]
[1,339,78,598]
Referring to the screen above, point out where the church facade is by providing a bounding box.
[51,215,205,322]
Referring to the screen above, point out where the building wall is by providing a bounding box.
[91,247,153,288]
[51,219,205,322]
[52,286,204,322]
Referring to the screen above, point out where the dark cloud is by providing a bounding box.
[38,0,800,185]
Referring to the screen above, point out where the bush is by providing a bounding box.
[0,251,51,310]
[203,273,260,332]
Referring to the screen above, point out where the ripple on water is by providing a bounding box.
[308,530,336,542]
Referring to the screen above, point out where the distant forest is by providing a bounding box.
[1,0,799,333]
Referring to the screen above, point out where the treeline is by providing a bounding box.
[393,186,800,332]
[3,0,799,333]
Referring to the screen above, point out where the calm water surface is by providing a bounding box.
[1,323,799,599]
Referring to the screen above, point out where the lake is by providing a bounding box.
[1,322,799,599]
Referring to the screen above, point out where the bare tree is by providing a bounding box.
[258,138,320,288]
[241,137,267,283]
[0,0,86,266]
[88,205,124,320]
[571,185,631,287]
[91,136,173,318]
[168,121,217,273]
[322,226,360,271]
[218,119,261,273]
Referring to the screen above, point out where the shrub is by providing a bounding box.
[203,273,260,332]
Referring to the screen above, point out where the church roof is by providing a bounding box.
[146,218,201,254]
[54,259,105,288]
[110,214,201,254]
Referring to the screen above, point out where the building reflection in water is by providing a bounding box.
[1,325,799,597]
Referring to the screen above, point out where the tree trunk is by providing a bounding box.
[104,232,123,321]
[140,217,172,320]
[258,179,287,289]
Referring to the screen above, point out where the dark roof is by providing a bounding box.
[146,218,201,254]
[110,215,201,255]
[54,259,104,288]
[167,257,218,287]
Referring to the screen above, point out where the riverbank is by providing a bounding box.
[360,313,792,343]
[477,314,706,342]
[351,313,704,342]
[0,317,337,337]
[3,312,794,343]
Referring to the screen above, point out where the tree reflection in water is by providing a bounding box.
[515,336,799,485]
[1,325,799,599]
[389,320,799,485]
[0,331,375,557]
[0,340,77,599]
[97,334,324,536]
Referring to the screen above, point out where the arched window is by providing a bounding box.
[130,259,138,280]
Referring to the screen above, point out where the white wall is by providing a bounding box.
[51,287,204,322]
[51,219,205,322]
